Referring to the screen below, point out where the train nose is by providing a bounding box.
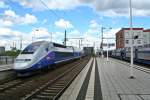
[14,54,33,70]
[14,58,32,70]
[14,62,30,70]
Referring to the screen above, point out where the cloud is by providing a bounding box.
[4,10,16,17]
[55,19,73,29]
[13,0,80,11]
[0,27,24,49]
[89,20,100,29]
[12,0,150,17]
[0,20,13,27]
[87,20,101,35]
[103,28,121,39]
[0,27,54,49]
[30,28,50,40]
[92,0,150,17]
[68,21,119,49]
[68,30,81,37]
[0,27,21,39]
[0,9,37,27]
[23,14,37,24]
[0,1,9,8]
[82,32,101,48]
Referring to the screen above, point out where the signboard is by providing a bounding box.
[100,43,115,48]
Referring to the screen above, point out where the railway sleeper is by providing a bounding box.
[41,91,57,95]
[31,98,50,100]
[51,85,64,88]
[54,82,66,85]
[44,89,59,93]
[36,95,53,99]
[48,86,62,90]
[47,86,62,90]
[54,84,65,87]
[55,81,66,84]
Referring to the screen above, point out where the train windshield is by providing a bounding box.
[21,42,43,54]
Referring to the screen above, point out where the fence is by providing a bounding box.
[0,56,15,65]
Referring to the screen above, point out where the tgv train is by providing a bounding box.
[14,41,82,76]
[109,45,150,65]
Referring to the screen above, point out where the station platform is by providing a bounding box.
[59,57,150,100]
[0,64,13,71]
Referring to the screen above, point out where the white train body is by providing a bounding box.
[14,41,82,76]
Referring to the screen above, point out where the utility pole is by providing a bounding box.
[107,38,109,61]
[32,29,38,43]
[106,28,112,61]
[20,35,22,50]
[79,40,80,49]
[101,27,105,58]
[64,30,67,46]
[93,42,95,55]
[129,0,134,79]
[101,27,112,59]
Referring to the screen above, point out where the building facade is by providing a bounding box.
[83,47,94,55]
[0,46,5,54]
[115,28,150,49]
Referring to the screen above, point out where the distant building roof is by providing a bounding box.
[143,29,150,32]
[116,28,143,35]
[122,28,143,30]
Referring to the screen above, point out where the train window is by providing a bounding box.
[133,40,134,44]
[55,51,73,58]
[53,43,66,48]
[16,59,31,62]
[45,48,49,52]
[137,40,141,44]
[126,40,129,44]
[21,43,42,54]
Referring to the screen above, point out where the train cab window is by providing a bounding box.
[21,42,42,54]
[53,43,66,48]
[45,48,49,52]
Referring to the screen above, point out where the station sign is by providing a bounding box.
[100,43,115,48]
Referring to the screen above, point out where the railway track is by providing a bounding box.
[23,57,91,100]
[0,57,90,100]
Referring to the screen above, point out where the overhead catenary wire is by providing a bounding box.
[39,0,81,30]
[39,0,84,47]
[39,0,61,19]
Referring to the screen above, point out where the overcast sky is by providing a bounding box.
[0,0,150,50]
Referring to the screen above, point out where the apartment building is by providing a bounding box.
[116,28,144,49]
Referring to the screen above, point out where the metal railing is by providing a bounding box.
[0,56,15,65]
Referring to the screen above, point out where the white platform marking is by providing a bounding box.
[59,58,93,100]
[85,58,95,100]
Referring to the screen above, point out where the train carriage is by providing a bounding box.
[109,46,150,65]
[14,41,82,76]
[136,47,150,64]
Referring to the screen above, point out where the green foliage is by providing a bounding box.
[0,50,21,57]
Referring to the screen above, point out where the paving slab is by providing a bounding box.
[60,57,150,100]
[0,64,13,71]
[97,57,150,100]
[85,58,95,100]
